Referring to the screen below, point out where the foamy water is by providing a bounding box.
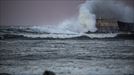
[0,39,134,75]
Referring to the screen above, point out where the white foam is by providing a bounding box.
[84,33,118,38]
[19,33,82,39]
[18,33,117,39]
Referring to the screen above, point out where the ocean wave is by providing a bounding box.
[0,26,119,39]
[0,32,119,40]
[1,26,133,40]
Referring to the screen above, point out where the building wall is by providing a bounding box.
[96,19,119,33]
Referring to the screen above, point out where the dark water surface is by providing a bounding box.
[0,39,134,75]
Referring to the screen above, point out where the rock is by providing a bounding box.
[43,70,56,75]
[0,73,11,75]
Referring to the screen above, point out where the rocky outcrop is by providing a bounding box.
[43,70,56,75]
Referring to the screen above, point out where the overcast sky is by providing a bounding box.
[0,0,84,26]
[0,0,133,26]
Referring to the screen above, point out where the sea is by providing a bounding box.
[0,26,134,75]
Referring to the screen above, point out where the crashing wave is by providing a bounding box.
[0,26,120,39]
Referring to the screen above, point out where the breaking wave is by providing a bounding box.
[0,26,118,39]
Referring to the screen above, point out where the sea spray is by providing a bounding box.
[87,0,134,23]
[30,0,98,34]
[56,0,98,33]
[12,0,134,35]
[79,0,97,32]
[22,0,134,34]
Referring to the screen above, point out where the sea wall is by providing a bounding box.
[96,19,119,33]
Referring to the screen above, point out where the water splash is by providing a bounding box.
[79,1,97,32]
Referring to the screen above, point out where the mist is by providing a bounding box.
[85,0,134,23]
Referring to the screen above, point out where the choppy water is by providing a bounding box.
[0,39,134,75]
[0,26,120,39]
